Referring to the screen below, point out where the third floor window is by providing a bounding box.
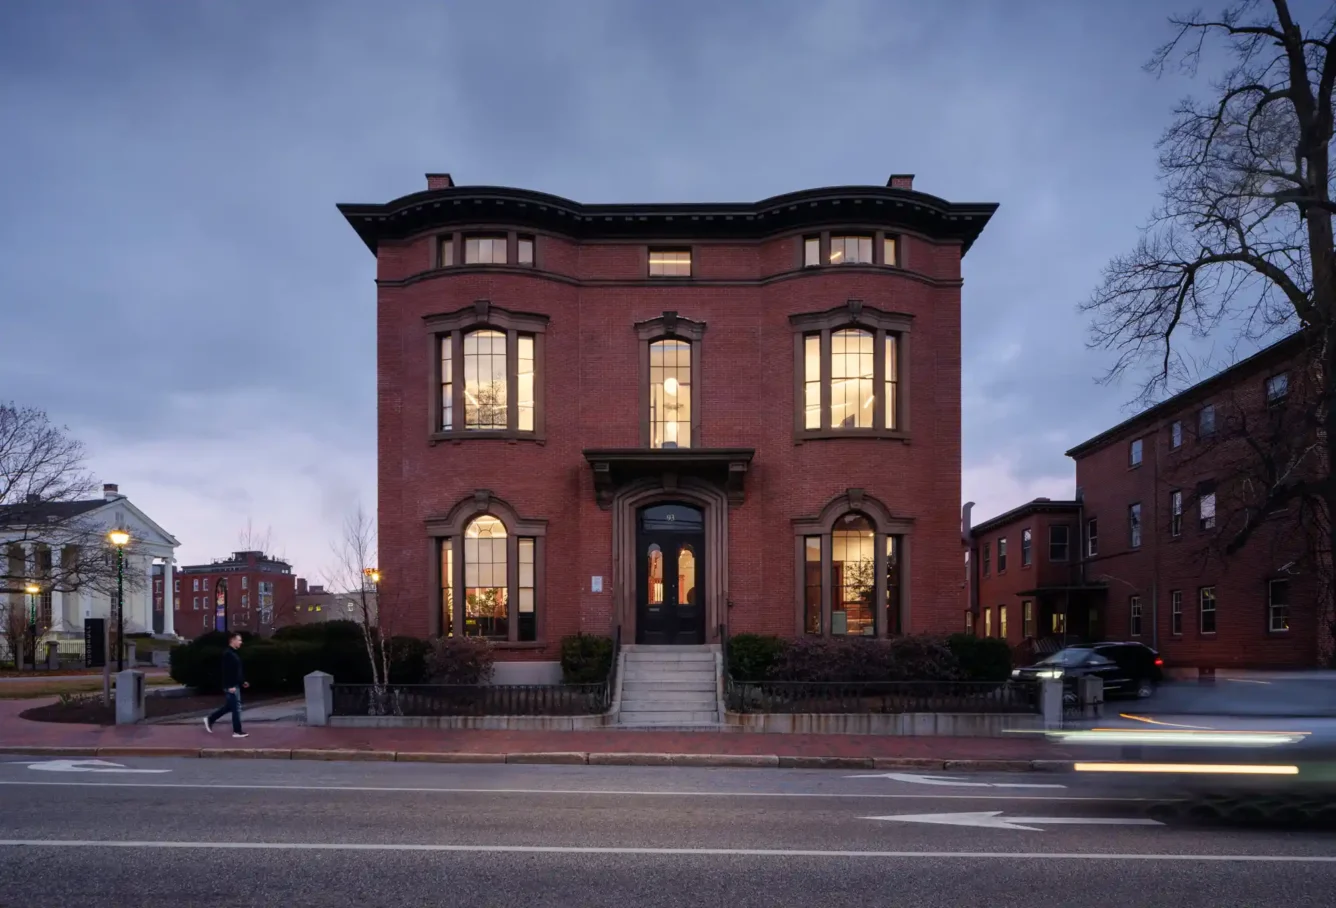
[649,248,692,278]
[829,235,873,265]
[1021,527,1032,566]
[1129,503,1142,548]
[464,235,507,264]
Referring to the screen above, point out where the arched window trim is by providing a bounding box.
[791,488,913,638]
[635,311,705,448]
[426,490,547,647]
[790,299,911,442]
[425,300,549,444]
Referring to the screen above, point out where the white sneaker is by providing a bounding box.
[204,717,213,733]
[233,733,249,738]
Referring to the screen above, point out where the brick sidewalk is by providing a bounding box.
[0,699,1070,769]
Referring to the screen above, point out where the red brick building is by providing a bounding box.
[341,173,997,681]
[173,550,297,638]
[969,333,1328,670]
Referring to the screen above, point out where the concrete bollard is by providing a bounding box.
[304,671,333,726]
[1078,675,1104,719]
[45,641,59,671]
[124,641,138,666]
[115,670,146,725]
[1040,678,1064,730]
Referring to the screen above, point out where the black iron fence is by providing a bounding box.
[725,678,1040,715]
[332,681,613,717]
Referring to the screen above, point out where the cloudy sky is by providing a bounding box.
[0,0,1293,579]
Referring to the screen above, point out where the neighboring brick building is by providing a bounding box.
[341,173,997,682]
[173,550,297,637]
[970,332,1327,670]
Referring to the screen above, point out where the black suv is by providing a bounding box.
[1012,642,1164,700]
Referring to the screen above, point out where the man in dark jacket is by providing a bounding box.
[204,633,248,737]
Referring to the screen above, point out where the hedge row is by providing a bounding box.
[726,633,1012,684]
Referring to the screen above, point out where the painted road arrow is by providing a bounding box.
[8,760,170,774]
[863,811,1164,832]
[846,772,1065,789]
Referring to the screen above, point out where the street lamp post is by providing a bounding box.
[23,582,39,669]
[108,530,130,672]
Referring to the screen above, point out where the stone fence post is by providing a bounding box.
[305,671,333,726]
[1039,678,1063,730]
[115,670,146,725]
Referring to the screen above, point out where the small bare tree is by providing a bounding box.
[237,519,274,556]
[1082,1,1336,649]
[326,504,395,713]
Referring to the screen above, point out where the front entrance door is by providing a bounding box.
[636,503,706,645]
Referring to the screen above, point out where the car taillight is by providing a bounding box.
[1154,658,1163,666]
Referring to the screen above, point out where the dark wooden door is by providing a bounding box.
[636,504,706,646]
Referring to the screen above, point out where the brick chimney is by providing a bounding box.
[426,173,455,190]
[887,174,914,190]
[103,483,121,500]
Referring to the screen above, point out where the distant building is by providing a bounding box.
[1,483,179,651]
[969,333,1326,670]
[174,550,296,637]
[292,577,377,626]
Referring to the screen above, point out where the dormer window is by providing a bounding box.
[649,248,692,278]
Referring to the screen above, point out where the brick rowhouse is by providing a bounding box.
[968,333,1327,671]
[340,174,997,682]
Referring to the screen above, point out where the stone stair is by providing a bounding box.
[617,645,722,729]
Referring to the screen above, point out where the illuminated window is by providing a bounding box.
[648,248,691,277]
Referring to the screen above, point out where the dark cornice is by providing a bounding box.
[970,498,1081,537]
[1064,331,1307,460]
[338,184,998,255]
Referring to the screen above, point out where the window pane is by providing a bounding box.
[677,544,697,606]
[804,334,821,429]
[649,249,691,277]
[883,236,897,266]
[517,335,535,432]
[441,539,453,637]
[884,334,899,429]
[1269,579,1289,632]
[885,535,901,635]
[830,329,874,429]
[647,543,665,607]
[1201,492,1216,529]
[518,537,535,641]
[804,237,820,267]
[441,337,453,431]
[464,329,508,429]
[832,514,875,636]
[518,237,535,266]
[830,236,872,264]
[1049,525,1069,561]
[804,537,821,634]
[650,339,691,448]
[439,237,454,268]
[1200,587,1216,633]
[464,515,508,638]
[1021,527,1032,566]
[1171,590,1182,635]
[999,604,1007,639]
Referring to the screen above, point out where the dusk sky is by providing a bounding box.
[0,0,1296,581]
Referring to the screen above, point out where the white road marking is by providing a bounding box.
[0,840,1325,862]
[864,811,1165,832]
[845,772,1065,789]
[0,780,1155,802]
[6,760,169,774]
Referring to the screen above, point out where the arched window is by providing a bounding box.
[649,338,692,448]
[794,491,910,637]
[431,492,546,644]
[464,515,508,638]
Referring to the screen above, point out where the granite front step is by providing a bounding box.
[618,710,721,724]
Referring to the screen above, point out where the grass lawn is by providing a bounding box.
[0,675,179,700]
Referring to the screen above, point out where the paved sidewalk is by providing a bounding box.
[0,699,1069,769]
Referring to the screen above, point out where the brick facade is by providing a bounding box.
[971,333,1330,670]
[173,550,297,637]
[343,176,997,663]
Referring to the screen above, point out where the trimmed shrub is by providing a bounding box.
[426,636,494,685]
[883,634,964,682]
[387,636,433,684]
[272,620,365,644]
[726,634,787,681]
[560,634,614,683]
[766,635,964,684]
[947,633,1013,682]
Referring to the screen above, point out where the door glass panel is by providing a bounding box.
[647,544,664,605]
[832,514,875,635]
[677,544,697,606]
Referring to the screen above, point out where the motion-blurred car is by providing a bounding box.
[1012,642,1164,702]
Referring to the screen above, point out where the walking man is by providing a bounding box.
[204,632,249,738]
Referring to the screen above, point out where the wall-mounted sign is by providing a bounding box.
[591,576,603,593]
[215,578,228,632]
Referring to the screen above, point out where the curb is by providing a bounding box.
[0,745,1073,772]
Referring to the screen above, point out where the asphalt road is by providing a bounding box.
[1,757,1335,906]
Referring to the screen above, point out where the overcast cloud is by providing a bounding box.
[0,0,1293,578]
